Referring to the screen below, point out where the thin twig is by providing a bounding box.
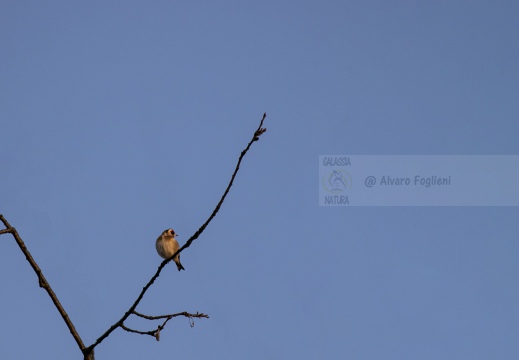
[133,310,209,321]
[121,311,209,341]
[84,113,267,355]
[120,323,155,336]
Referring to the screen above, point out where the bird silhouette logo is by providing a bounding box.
[322,170,352,193]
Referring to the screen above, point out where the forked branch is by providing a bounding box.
[121,311,209,341]
[0,113,267,360]
[85,113,266,356]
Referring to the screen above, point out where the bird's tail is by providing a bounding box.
[177,262,185,271]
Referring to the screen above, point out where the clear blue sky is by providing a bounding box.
[1,1,519,359]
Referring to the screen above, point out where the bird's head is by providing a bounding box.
[164,228,177,237]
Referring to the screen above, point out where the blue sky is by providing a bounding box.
[1,1,519,359]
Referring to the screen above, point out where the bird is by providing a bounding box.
[156,228,185,271]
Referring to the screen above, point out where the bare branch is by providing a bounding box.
[0,215,86,353]
[84,113,267,355]
[1,113,266,360]
[120,323,156,336]
[121,311,209,341]
[133,310,209,323]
